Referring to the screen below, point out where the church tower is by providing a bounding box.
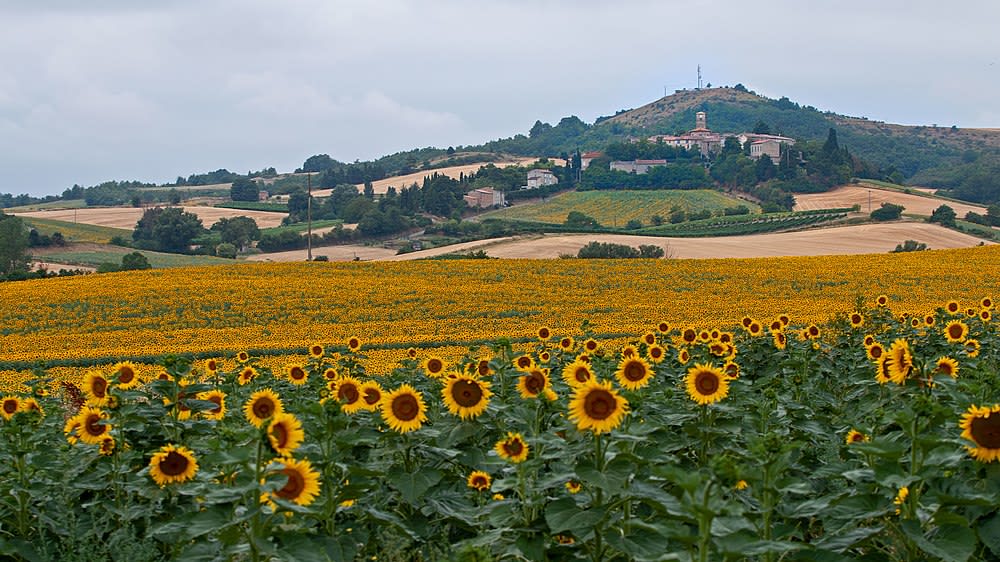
[695,111,707,130]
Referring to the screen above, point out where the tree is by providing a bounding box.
[211,216,260,251]
[822,128,840,154]
[168,188,182,205]
[755,154,776,181]
[0,213,30,276]
[564,211,600,229]
[928,204,957,228]
[871,202,904,221]
[230,177,259,202]
[132,207,204,252]
[215,243,237,259]
[752,121,772,135]
[120,252,151,271]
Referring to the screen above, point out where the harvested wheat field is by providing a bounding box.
[10,205,289,229]
[793,184,986,217]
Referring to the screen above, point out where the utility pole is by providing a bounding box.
[697,65,702,90]
[306,173,313,261]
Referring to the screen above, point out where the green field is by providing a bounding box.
[483,189,759,226]
[37,245,233,268]
[20,217,131,244]
[261,219,343,234]
[5,199,87,212]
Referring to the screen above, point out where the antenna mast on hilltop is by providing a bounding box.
[697,65,703,90]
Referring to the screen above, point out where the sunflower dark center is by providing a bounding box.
[338,384,360,403]
[363,388,381,405]
[478,361,490,376]
[870,346,883,359]
[503,439,524,456]
[208,396,223,414]
[276,467,305,499]
[852,314,862,324]
[290,367,305,380]
[583,389,615,420]
[695,371,720,395]
[160,451,189,476]
[349,338,359,349]
[208,360,217,371]
[539,328,550,339]
[472,476,488,488]
[392,394,419,421]
[524,372,545,394]
[427,359,443,373]
[574,367,591,383]
[311,346,321,356]
[949,325,964,339]
[253,398,275,419]
[272,423,289,447]
[970,416,1000,448]
[651,347,663,358]
[850,433,865,442]
[452,380,483,407]
[517,357,531,368]
[85,413,106,436]
[3,400,18,414]
[118,367,135,384]
[623,361,646,382]
[92,378,107,398]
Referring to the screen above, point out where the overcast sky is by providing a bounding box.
[2,0,998,197]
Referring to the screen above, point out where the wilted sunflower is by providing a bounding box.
[615,356,653,391]
[562,360,594,387]
[537,326,552,341]
[772,331,787,350]
[333,376,364,414]
[495,432,529,463]
[514,354,536,371]
[934,357,959,378]
[1,396,21,420]
[358,381,384,411]
[422,356,446,378]
[876,294,889,307]
[381,384,428,433]
[518,369,551,400]
[110,362,139,390]
[268,457,322,506]
[845,429,869,444]
[73,406,111,444]
[83,371,111,407]
[685,363,729,405]
[347,336,362,352]
[267,412,304,456]
[244,389,284,428]
[308,344,324,359]
[849,312,864,328]
[568,379,629,434]
[443,374,492,420]
[199,389,226,420]
[149,444,199,486]
[467,470,492,491]
[965,339,981,358]
[960,404,1000,463]
[237,366,258,385]
[886,339,913,384]
[866,342,885,362]
[647,344,666,364]
[286,364,309,386]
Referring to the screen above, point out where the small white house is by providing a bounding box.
[526,169,558,189]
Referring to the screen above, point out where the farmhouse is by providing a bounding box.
[580,151,603,170]
[749,139,782,161]
[463,186,505,209]
[610,159,668,174]
[526,169,558,189]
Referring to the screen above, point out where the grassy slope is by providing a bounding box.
[20,217,131,244]
[36,245,233,268]
[482,190,758,226]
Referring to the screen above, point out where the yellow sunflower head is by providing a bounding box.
[748,321,763,337]
[514,354,536,372]
[740,317,753,329]
[198,389,226,420]
[678,348,690,364]
[615,356,653,391]
[476,359,492,377]
[583,338,600,352]
[685,363,730,406]
[267,412,305,456]
[772,331,787,350]
[537,326,552,341]
[467,470,492,491]
[347,336,362,352]
[641,332,657,346]
[359,381,384,411]
[308,344,324,359]
[866,342,885,362]
[934,357,959,378]
[495,432,529,463]
[565,480,582,494]
[267,457,322,506]
[945,300,961,314]
[876,294,889,307]
[442,374,492,420]
[769,319,784,333]
[381,384,428,433]
[238,366,258,385]
[647,344,666,364]
[73,406,111,444]
[849,312,864,328]
[864,334,875,347]
[149,443,199,486]
[959,404,1000,463]
[875,354,892,384]
[406,347,418,359]
[422,356,446,377]
[657,321,670,333]
[559,336,574,351]
[111,361,140,390]
[980,309,992,323]
[562,360,594,387]
[244,389,284,428]
[886,339,913,384]
[722,361,740,379]
[965,339,981,358]
[568,379,629,434]
[204,358,219,375]
[1,396,21,421]
[237,351,250,363]
[845,429,869,444]
[805,324,821,340]
[621,345,638,359]
[982,296,994,310]
[910,317,922,329]
[924,314,936,327]
[517,369,550,399]
[82,371,111,406]
[323,367,339,381]
[334,376,365,414]
[285,364,309,386]
[778,314,790,326]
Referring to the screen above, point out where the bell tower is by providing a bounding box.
[695,111,707,130]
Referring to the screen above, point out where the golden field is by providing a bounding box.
[2,245,999,391]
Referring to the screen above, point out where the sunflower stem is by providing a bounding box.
[696,480,714,562]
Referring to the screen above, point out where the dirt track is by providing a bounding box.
[10,206,289,229]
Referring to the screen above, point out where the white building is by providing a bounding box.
[463,187,505,208]
[749,139,783,162]
[610,159,668,174]
[526,169,558,189]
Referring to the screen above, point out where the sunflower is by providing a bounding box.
[876,294,889,307]
[286,364,309,385]
[965,339,981,358]
[422,356,446,378]
[267,412,304,456]
[109,362,139,390]
[537,326,552,341]
[467,470,492,491]
[238,366,258,385]
[893,486,908,514]
[772,331,787,350]
[740,316,753,329]
[849,312,864,328]
[358,381,384,411]
[722,361,740,379]
[678,348,690,364]
[697,330,711,343]
[20,397,43,416]
[308,344,324,359]
[647,344,666,364]
[149,444,199,486]
[747,321,763,337]
[495,432,529,463]
[406,347,418,358]
[443,374,492,420]
[268,457,322,506]
[866,342,885,362]
[518,369,551,399]
[476,359,492,377]
[73,406,111,444]
[805,324,821,339]
[237,351,250,363]
[982,296,994,310]
[981,309,992,323]
[565,480,582,494]
[514,354,536,371]
[381,384,428,433]
[323,367,339,381]
[583,338,600,352]
[886,339,913,384]
[198,389,226,420]
[863,334,875,347]
[910,317,922,329]
[562,360,594,387]
[82,371,111,407]
[347,336,362,352]
[685,363,729,405]
[945,300,961,314]
[539,351,551,362]
[875,355,892,384]
[569,379,629,434]
[244,389,284,428]
[559,336,574,351]
[959,404,1000,463]
[637,332,655,346]
[1,396,20,420]
[934,357,959,378]
[621,345,638,359]
[769,319,784,332]
[845,429,869,444]
[924,314,936,327]
[333,376,365,414]
[99,437,116,456]
[615,356,653,391]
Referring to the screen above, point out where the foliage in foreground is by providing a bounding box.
[1,297,999,561]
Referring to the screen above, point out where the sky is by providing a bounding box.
[2,0,998,197]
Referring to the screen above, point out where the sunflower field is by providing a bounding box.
[0,248,999,561]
